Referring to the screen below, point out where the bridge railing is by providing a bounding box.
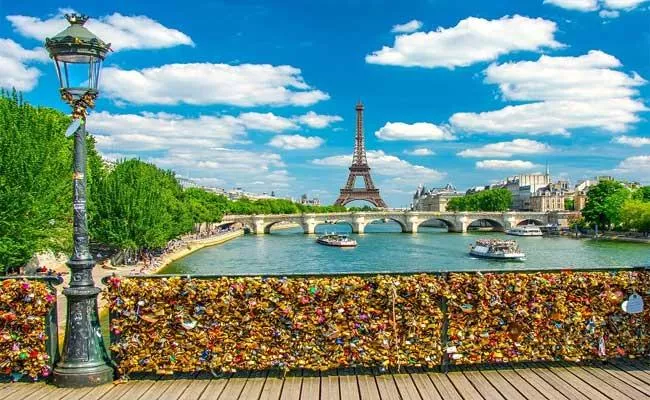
[0,275,62,380]
[102,266,648,377]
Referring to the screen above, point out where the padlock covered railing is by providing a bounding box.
[102,266,650,377]
[0,276,62,380]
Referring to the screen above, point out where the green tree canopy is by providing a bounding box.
[447,188,512,212]
[620,199,650,233]
[582,180,630,229]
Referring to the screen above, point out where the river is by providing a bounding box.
[161,222,649,275]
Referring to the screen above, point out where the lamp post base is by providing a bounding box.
[52,363,114,387]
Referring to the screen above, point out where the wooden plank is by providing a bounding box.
[509,364,569,400]
[299,370,319,400]
[372,368,400,400]
[0,383,40,400]
[461,367,504,400]
[539,363,609,400]
[35,387,75,400]
[620,359,650,379]
[259,369,284,400]
[279,369,302,400]
[581,363,650,399]
[139,376,177,400]
[218,371,250,400]
[522,363,590,400]
[116,377,162,400]
[76,382,133,400]
[21,384,59,400]
[177,376,211,400]
[556,362,634,400]
[198,375,232,400]
[158,373,198,400]
[238,370,267,400]
[426,371,463,400]
[0,383,50,400]
[446,370,483,400]
[405,367,441,400]
[355,367,380,400]
[338,368,359,400]
[319,370,339,400]
[55,386,95,400]
[477,367,528,400]
[609,360,650,386]
[390,367,422,400]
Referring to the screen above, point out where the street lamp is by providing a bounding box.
[45,13,113,387]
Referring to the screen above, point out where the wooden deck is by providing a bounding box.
[2,359,650,400]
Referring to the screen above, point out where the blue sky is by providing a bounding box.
[1,0,649,207]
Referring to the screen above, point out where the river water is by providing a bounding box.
[162,222,649,275]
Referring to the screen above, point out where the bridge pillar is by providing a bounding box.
[302,214,317,234]
[252,217,265,235]
[352,215,366,234]
[450,215,468,233]
[405,214,420,233]
[504,214,517,230]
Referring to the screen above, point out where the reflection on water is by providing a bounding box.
[162,222,649,275]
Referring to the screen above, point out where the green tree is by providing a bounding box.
[632,186,650,202]
[564,198,575,211]
[90,159,193,250]
[582,180,630,230]
[447,189,512,212]
[0,91,103,272]
[620,199,650,233]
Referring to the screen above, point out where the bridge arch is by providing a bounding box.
[263,219,302,234]
[364,217,407,233]
[313,220,354,234]
[414,217,457,233]
[517,218,544,226]
[466,218,505,232]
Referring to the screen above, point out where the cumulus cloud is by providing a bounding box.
[375,122,455,141]
[366,15,562,69]
[613,135,650,147]
[544,0,647,16]
[404,148,435,156]
[613,155,650,182]
[391,19,423,33]
[101,63,329,107]
[313,150,445,186]
[268,135,324,150]
[458,139,552,158]
[450,51,647,135]
[238,112,298,132]
[0,38,49,91]
[544,0,599,11]
[7,10,193,51]
[295,111,343,128]
[476,160,540,170]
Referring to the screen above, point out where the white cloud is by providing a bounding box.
[295,111,343,128]
[544,0,599,11]
[366,15,562,69]
[7,10,193,51]
[405,148,435,156]
[613,135,650,147]
[602,0,649,9]
[450,51,647,135]
[238,112,298,132]
[613,155,650,182]
[391,20,423,33]
[268,135,324,150]
[313,150,445,186]
[375,122,455,141]
[476,160,540,170]
[458,139,552,158]
[599,9,621,17]
[0,38,49,91]
[101,63,329,107]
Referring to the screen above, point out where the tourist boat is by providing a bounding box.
[469,239,526,261]
[506,225,543,237]
[316,233,357,247]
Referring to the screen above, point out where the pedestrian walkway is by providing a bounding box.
[1,359,649,400]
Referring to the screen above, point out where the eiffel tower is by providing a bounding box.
[334,101,387,208]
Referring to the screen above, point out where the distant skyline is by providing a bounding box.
[1,0,649,207]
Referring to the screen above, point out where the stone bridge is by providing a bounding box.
[223,211,580,234]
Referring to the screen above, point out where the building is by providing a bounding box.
[412,183,463,212]
[300,194,321,206]
[530,187,566,212]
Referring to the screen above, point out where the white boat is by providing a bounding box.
[506,225,543,237]
[316,233,357,247]
[469,239,526,261]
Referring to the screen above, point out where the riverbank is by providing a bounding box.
[561,232,650,244]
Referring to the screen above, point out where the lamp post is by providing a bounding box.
[45,13,114,387]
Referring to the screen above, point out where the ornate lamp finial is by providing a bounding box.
[64,13,89,25]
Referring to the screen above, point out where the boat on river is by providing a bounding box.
[469,239,526,261]
[506,225,543,237]
[316,233,357,247]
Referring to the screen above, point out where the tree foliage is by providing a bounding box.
[0,91,103,272]
[582,180,630,229]
[447,188,512,212]
[620,200,650,233]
